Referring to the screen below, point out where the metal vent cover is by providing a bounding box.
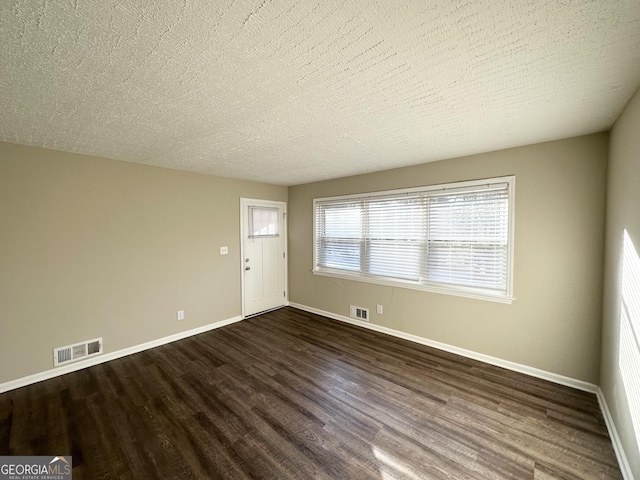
[54,338,103,367]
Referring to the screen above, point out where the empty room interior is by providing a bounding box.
[1,1,640,479]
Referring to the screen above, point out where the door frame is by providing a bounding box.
[240,198,288,318]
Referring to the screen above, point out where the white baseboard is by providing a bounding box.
[2,306,633,479]
[289,303,640,476]
[596,388,635,480]
[289,302,597,393]
[0,315,243,394]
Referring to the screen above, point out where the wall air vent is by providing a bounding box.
[54,338,103,367]
[350,305,369,321]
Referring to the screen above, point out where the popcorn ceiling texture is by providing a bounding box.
[1,0,639,185]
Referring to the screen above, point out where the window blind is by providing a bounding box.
[426,188,509,290]
[620,229,640,441]
[249,206,280,237]
[313,177,514,300]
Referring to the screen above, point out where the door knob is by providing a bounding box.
[245,266,251,271]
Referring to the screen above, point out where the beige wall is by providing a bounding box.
[602,86,640,477]
[289,134,608,383]
[0,142,287,384]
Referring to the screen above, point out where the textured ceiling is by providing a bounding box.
[2,1,640,186]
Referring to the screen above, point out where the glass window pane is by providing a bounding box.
[313,177,513,301]
[250,207,279,237]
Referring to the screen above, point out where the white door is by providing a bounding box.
[241,198,287,317]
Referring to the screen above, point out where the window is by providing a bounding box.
[619,229,640,441]
[313,176,515,303]
[249,206,279,237]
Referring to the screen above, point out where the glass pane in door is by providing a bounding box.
[249,207,279,237]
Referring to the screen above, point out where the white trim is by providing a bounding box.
[240,198,288,318]
[0,315,242,394]
[313,176,513,203]
[311,269,514,304]
[295,298,633,476]
[289,302,597,393]
[312,175,515,304]
[596,388,635,480]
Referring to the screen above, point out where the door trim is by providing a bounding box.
[240,198,288,318]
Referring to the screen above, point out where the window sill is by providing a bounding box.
[312,268,514,304]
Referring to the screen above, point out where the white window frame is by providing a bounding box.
[312,176,515,304]
[619,229,640,442]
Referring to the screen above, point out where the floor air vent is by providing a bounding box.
[54,338,103,367]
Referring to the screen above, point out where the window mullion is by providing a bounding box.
[421,194,430,282]
[361,199,369,274]
[312,176,514,302]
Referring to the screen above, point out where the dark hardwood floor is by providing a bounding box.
[0,307,622,479]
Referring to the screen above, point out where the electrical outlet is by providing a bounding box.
[177,310,185,321]
[377,304,383,314]
[220,246,228,255]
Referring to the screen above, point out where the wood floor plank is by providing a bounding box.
[0,307,623,479]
